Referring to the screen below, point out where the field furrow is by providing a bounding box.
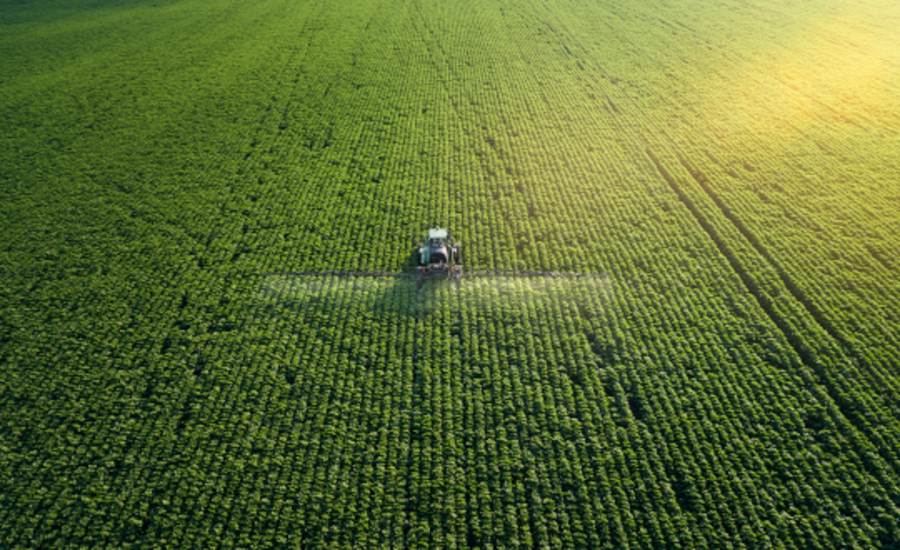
[2,0,899,546]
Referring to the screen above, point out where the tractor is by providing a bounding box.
[415,228,462,290]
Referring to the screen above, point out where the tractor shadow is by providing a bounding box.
[257,246,455,320]
[258,273,455,320]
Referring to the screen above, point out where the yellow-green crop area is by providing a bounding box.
[2,0,900,546]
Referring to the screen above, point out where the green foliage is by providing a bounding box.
[2,0,899,547]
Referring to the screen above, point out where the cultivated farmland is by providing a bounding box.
[2,0,899,547]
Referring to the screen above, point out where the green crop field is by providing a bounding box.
[2,0,900,546]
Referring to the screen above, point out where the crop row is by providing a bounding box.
[3,0,900,547]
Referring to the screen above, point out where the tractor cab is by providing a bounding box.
[418,228,456,266]
[429,242,448,264]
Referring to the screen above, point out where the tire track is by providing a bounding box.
[644,148,900,483]
[673,151,900,402]
[530,0,900,479]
